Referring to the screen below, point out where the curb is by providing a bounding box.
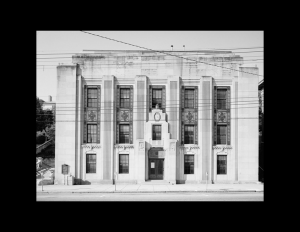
[37,190,263,194]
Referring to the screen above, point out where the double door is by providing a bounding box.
[149,159,164,180]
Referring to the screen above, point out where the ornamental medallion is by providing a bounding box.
[217,111,227,123]
[87,110,97,122]
[185,111,194,123]
[120,110,130,121]
[154,112,161,121]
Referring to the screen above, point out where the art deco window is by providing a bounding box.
[152,125,161,140]
[119,124,130,144]
[119,154,129,174]
[86,154,96,173]
[116,85,133,144]
[87,124,97,143]
[120,88,130,108]
[214,87,230,145]
[217,155,227,174]
[217,125,227,144]
[184,89,194,108]
[152,89,162,108]
[217,89,227,110]
[184,155,194,174]
[181,86,198,145]
[84,86,100,144]
[87,88,98,108]
[184,125,194,144]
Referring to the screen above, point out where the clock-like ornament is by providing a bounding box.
[154,112,161,121]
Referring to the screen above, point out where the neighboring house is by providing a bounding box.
[55,50,259,185]
[41,96,56,115]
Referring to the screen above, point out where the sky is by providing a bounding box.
[36,31,263,102]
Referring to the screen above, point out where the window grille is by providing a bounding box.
[87,124,97,143]
[184,125,194,144]
[217,155,227,174]
[86,154,96,173]
[184,155,194,174]
[152,125,161,140]
[87,88,97,108]
[184,89,194,108]
[119,154,129,174]
[119,124,130,144]
[120,88,130,108]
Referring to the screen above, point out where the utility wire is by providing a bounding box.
[36,46,264,55]
[80,30,263,77]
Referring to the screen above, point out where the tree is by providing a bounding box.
[36,97,54,132]
[45,124,55,143]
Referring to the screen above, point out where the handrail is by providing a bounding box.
[36,139,53,154]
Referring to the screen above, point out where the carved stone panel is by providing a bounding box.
[119,110,130,122]
[217,111,227,123]
[87,110,97,122]
[183,111,195,124]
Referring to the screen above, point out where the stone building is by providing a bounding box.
[54,50,259,185]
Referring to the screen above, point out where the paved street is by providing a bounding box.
[37,192,263,201]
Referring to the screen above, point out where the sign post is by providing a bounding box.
[62,164,69,185]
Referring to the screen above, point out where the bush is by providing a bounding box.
[36,135,46,144]
[36,130,46,144]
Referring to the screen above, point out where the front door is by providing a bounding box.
[149,159,164,180]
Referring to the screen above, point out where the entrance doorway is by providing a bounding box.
[149,159,164,180]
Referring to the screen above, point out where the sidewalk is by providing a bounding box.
[37,183,263,193]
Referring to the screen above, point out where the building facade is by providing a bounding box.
[55,50,259,185]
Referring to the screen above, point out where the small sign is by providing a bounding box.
[151,162,155,168]
[62,164,69,175]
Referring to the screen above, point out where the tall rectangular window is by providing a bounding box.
[217,155,227,174]
[217,89,227,110]
[87,88,97,107]
[120,88,130,108]
[217,125,227,144]
[184,89,194,108]
[184,125,194,144]
[184,155,194,174]
[152,89,162,108]
[152,125,161,140]
[119,154,129,174]
[86,154,96,173]
[87,124,97,143]
[119,124,129,144]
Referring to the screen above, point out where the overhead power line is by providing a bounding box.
[80,30,263,77]
[36,46,263,55]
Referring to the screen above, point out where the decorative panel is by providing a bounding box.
[181,86,185,110]
[149,85,152,112]
[119,110,130,122]
[214,86,217,145]
[116,85,120,108]
[97,86,101,143]
[87,110,97,122]
[217,111,227,123]
[116,122,119,144]
[162,85,166,112]
[227,86,231,145]
[83,86,87,143]
[184,111,195,124]
[130,122,133,144]
[181,121,185,145]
